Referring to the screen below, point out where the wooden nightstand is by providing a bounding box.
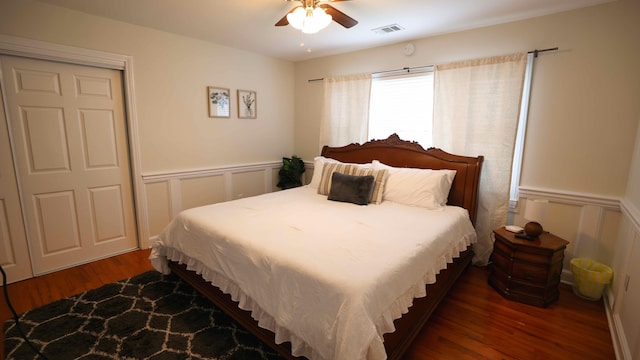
[488,227,569,307]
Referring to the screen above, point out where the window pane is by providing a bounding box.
[368,72,434,148]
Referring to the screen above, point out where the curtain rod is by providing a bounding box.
[308,47,558,82]
[307,66,428,83]
[529,47,558,57]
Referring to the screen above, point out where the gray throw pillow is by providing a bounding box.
[327,172,375,205]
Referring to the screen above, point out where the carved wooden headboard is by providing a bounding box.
[321,134,484,225]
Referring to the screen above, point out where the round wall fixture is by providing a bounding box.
[403,43,415,56]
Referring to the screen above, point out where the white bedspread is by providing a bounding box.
[150,186,476,360]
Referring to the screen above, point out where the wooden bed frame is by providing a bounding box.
[168,134,483,359]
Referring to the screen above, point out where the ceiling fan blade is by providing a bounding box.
[320,4,358,28]
[275,5,302,26]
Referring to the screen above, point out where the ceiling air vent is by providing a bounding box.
[372,24,405,35]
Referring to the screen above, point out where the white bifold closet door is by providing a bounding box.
[0,55,137,278]
[0,76,32,282]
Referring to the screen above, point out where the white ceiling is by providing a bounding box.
[36,0,612,62]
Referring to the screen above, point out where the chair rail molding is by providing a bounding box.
[518,186,621,210]
[142,162,281,182]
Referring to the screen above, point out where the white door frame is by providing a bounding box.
[0,35,150,259]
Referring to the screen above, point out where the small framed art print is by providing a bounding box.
[208,86,230,118]
[237,89,257,119]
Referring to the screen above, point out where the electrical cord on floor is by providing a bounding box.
[0,264,49,359]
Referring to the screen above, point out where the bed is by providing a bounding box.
[150,134,483,360]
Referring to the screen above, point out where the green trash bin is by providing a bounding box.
[570,258,613,300]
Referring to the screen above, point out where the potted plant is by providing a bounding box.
[277,155,305,189]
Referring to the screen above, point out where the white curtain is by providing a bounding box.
[433,53,527,265]
[319,74,372,148]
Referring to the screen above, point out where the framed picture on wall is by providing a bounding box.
[237,89,257,119]
[208,86,230,118]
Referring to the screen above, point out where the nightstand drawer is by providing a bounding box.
[511,261,559,284]
[512,250,553,265]
[491,247,511,270]
[512,247,565,265]
[493,237,513,256]
[509,278,559,298]
[494,236,560,265]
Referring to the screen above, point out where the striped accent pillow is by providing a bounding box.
[317,163,353,196]
[350,166,388,204]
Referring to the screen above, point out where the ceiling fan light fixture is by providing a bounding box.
[287,6,332,34]
[286,7,306,30]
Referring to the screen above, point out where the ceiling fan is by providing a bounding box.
[275,0,358,33]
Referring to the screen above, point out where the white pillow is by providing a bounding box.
[308,156,337,189]
[372,160,456,209]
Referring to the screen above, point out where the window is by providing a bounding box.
[367,54,533,209]
[368,70,434,147]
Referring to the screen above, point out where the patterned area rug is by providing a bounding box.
[4,271,283,360]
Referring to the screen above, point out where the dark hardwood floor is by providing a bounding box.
[405,264,615,359]
[1,249,615,359]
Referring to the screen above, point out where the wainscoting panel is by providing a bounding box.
[231,170,268,200]
[142,162,282,242]
[144,181,171,238]
[600,209,623,264]
[181,175,226,211]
